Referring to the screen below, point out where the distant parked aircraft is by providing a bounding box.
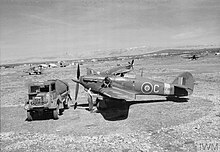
[181,54,207,60]
[48,63,58,68]
[39,64,49,68]
[25,66,42,75]
[87,60,134,77]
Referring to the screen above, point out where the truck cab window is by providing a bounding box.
[30,86,40,93]
[40,85,49,92]
[51,83,55,91]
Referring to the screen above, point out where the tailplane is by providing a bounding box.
[172,72,195,96]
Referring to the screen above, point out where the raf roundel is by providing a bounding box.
[141,82,153,94]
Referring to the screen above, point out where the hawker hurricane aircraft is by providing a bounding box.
[182,54,200,60]
[87,60,134,76]
[72,64,194,112]
[181,53,208,60]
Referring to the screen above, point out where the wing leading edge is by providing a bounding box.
[99,86,135,100]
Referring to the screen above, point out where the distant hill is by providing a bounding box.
[1,45,219,67]
[153,47,220,55]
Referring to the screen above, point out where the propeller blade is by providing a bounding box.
[74,63,80,101]
[75,83,79,100]
[77,64,80,79]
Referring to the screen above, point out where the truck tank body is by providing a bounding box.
[54,79,69,94]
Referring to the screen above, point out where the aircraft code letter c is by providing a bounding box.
[154,84,159,93]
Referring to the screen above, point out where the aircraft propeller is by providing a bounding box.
[77,63,80,79]
[71,64,80,109]
[75,64,80,100]
[72,64,94,111]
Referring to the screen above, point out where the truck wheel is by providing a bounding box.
[53,109,59,120]
[59,109,64,115]
[27,111,33,121]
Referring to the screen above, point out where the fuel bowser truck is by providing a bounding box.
[25,79,71,121]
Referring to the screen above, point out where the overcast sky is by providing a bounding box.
[1,0,220,62]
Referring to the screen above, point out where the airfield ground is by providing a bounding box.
[0,54,220,152]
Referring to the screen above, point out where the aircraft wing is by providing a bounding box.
[113,68,132,76]
[99,86,135,100]
[181,56,192,59]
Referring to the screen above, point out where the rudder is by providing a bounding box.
[172,72,195,95]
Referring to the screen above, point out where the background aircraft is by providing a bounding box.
[181,53,208,60]
[181,54,200,60]
[72,64,195,112]
[24,66,42,75]
[87,60,134,76]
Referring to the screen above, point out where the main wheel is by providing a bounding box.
[53,109,59,120]
[97,100,107,110]
[27,111,33,121]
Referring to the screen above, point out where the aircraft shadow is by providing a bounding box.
[76,97,188,121]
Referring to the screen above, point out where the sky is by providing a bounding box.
[1,0,220,63]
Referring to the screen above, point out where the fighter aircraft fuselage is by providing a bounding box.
[79,74,188,98]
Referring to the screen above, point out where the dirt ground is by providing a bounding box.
[1,54,220,152]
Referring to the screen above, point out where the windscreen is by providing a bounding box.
[40,85,49,92]
[30,86,40,93]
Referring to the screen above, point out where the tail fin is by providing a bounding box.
[172,72,195,95]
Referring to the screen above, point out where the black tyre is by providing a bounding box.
[59,109,64,115]
[53,109,59,120]
[27,111,33,121]
[97,100,107,110]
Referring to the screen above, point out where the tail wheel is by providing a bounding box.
[27,111,33,121]
[53,109,59,120]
